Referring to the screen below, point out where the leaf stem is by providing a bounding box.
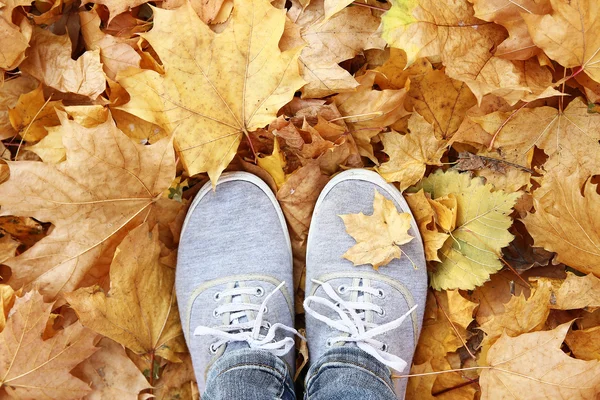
[432,290,476,360]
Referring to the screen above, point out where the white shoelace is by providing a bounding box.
[194,282,303,357]
[303,279,417,372]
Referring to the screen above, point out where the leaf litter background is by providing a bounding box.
[1,0,600,398]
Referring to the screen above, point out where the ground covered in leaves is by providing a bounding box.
[1,0,600,398]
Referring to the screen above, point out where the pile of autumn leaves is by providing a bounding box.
[0,0,600,397]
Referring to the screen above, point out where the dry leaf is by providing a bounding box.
[20,28,106,100]
[0,284,15,331]
[161,0,232,24]
[374,48,432,90]
[480,322,600,398]
[340,189,414,269]
[27,126,66,163]
[65,223,185,361]
[118,0,304,183]
[0,291,98,399]
[0,75,38,140]
[154,353,198,400]
[533,272,600,311]
[258,138,287,189]
[523,0,600,83]
[0,2,32,70]
[523,169,600,277]
[566,326,600,361]
[8,84,63,142]
[288,0,386,97]
[72,337,151,399]
[0,111,178,299]
[406,69,477,140]
[414,169,520,290]
[377,113,447,191]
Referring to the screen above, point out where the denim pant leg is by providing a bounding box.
[304,347,399,400]
[203,349,296,400]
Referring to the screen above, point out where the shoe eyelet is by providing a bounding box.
[377,289,385,299]
[264,322,272,329]
[381,343,388,352]
[255,287,265,297]
[337,285,347,294]
[209,343,219,354]
[213,309,220,318]
[213,292,221,301]
[326,338,334,347]
[377,308,386,317]
[261,306,269,314]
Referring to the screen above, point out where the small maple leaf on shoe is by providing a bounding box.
[340,189,414,270]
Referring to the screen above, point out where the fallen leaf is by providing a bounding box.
[20,28,106,100]
[0,234,19,264]
[288,0,385,97]
[0,75,38,140]
[65,223,185,361]
[480,322,600,398]
[8,84,63,142]
[27,126,66,163]
[406,69,477,139]
[0,4,32,70]
[523,168,600,277]
[479,279,552,350]
[405,361,436,400]
[340,189,414,269]
[374,48,432,90]
[0,290,98,399]
[377,113,447,191]
[118,0,304,183]
[154,353,198,400]
[162,0,232,24]
[0,111,178,299]
[258,138,287,189]
[471,0,551,60]
[414,169,520,290]
[83,0,147,22]
[533,272,600,311]
[523,0,600,83]
[566,326,600,361]
[72,337,151,399]
[0,284,15,331]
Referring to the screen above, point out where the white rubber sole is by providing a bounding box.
[180,172,293,265]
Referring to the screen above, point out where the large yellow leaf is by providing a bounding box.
[0,111,179,299]
[0,291,98,399]
[523,0,600,83]
[64,223,185,362]
[480,322,600,398]
[340,190,414,269]
[377,114,447,191]
[523,169,600,277]
[118,0,304,183]
[414,169,520,290]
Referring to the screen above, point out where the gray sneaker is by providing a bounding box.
[303,169,428,396]
[176,172,300,393]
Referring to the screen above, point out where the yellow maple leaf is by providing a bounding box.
[340,190,414,269]
[523,168,600,277]
[0,291,98,399]
[523,0,600,83]
[8,84,63,142]
[64,223,185,362]
[377,113,447,191]
[0,75,38,140]
[480,322,600,398]
[413,169,520,290]
[0,111,180,299]
[257,138,287,189]
[117,0,304,183]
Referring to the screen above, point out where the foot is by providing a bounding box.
[176,172,299,393]
[304,169,428,396]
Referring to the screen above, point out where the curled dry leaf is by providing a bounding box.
[533,272,600,311]
[118,0,304,183]
[0,291,98,399]
[413,169,520,290]
[8,84,63,142]
[0,111,179,299]
[0,284,15,331]
[480,322,600,399]
[65,223,185,362]
[0,75,38,140]
[0,0,33,71]
[20,28,106,100]
[340,190,414,270]
[377,113,447,191]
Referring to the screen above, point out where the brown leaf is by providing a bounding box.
[20,28,106,99]
[64,223,185,361]
[374,48,432,90]
[523,169,600,277]
[0,290,98,399]
[154,353,199,400]
[0,111,178,299]
[8,84,63,142]
[566,326,600,361]
[72,337,151,399]
[534,272,600,311]
[0,8,32,70]
[0,75,38,140]
[0,284,15,331]
[480,322,600,398]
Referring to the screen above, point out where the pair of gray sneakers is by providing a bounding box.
[176,169,427,397]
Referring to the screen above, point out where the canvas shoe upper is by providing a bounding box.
[176,172,300,393]
[304,169,428,397]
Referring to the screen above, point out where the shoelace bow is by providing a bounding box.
[303,279,417,372]
[194,282,304,357]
